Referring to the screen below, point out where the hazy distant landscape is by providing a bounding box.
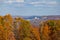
[13,15,60,20]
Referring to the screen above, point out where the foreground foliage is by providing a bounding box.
[0,14,60,40]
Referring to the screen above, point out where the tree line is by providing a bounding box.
[0,14,60,40]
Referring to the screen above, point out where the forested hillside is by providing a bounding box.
[0,14,60,40]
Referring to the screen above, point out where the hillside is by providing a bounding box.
[0,14,60,40]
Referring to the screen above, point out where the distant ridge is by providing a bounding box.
[12,15,60,20]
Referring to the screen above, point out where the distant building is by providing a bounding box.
[34,17,39,20]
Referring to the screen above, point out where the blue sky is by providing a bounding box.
[0,0,60,16]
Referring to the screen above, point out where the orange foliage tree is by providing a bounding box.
[39,20,60,40]
[0,14,16,40]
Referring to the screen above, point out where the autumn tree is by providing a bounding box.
[39,20,60,40]
[18,18,39,40]
[39,21,49,40]
[47,20,59,40]
[0,14,16,40]
[0,16,6,40]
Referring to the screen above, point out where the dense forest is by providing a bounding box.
[0,14,60,40]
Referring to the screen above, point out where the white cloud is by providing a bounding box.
[16,0,24,2]
[29,1,57,7]
[4,0,24,4]
[29,1,45,7]
[4,0,13,3]
[47,1,57,5]
[29,1,45,5]
[13,3,24,7]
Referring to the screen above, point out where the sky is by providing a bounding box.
[0,0,60,16]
